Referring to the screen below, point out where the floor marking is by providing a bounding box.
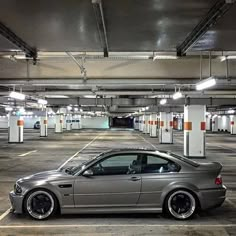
[137,134,157,149]
[0,208,11,222]
[58,134,103,170]
[0,224,235,228]
[226,198,236,208]
[18,150,37,157]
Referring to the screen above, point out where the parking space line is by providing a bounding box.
[226,198,236,208]
[18,150,37,157]
[137,134,157,149]
[58,134,103,169]
[0,208,11,222]
[0,224,235,228]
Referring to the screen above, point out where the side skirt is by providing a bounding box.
[61,207,163,214]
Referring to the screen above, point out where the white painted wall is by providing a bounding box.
[0,117,8,128]
[81,117,109,129]
[0,115,109,129]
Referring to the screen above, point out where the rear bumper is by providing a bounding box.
[199,185,226,210]
[9,191,24,214]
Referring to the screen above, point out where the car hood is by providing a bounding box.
[17,170,69,183]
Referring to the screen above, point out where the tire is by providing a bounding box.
[24,189,58,220]
[165,190,196,220]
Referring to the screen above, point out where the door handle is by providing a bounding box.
[130,176,141,181]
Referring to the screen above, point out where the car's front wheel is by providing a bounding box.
[24,190,57,220]
[165,190,197,220]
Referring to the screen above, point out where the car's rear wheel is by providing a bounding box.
[165,190,196,220]
[24,190,57,220]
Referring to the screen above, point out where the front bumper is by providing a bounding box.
[9,191,24,214]
[199,185,227,210]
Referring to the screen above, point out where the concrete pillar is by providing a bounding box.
[206,115,211,131]
[55,114,63,133]
[221,115,230,132]
[159,112,173,144]
[134,117,139,130]
[230,116,236,135]
[72,115,81,130]
[212,115,218,132]
[184,105,206,158]
[8,115,24,143]
[66,115,72,131]
[40,115,48,137]
[142,115,149,134]
[150,114,158,137]
[139,116,143,132]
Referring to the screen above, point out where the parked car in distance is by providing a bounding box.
[34,121,40,129]
[9,149,226,220]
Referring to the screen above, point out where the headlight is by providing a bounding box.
[14,183,22,195]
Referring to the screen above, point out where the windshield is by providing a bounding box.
[64,153,104,175]
[169,152,199,167]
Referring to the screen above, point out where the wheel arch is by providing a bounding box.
[22,187,61,214]
[161,183,201,211]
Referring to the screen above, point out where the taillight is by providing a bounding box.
[215,174,222,185]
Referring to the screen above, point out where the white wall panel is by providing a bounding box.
[81,117,109,129]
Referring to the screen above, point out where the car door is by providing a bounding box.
[73,153,142,208]
[138,154,180,207]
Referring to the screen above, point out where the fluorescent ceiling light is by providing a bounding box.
[196,77,216,91]
[38,99,48,105]
[84,95,96,98]
[74,107,78,111]
[221,55,236,62]
[45,95,69,98]
[67,105,72,111]
[160,99,167,105]
[173,91,182,100]
[153,55,178,61]
[145,106,149,110]
[9,91,25,100]
[5,107,13,111]
[227,109,235,114]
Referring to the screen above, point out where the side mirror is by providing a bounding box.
[83,169,93,177]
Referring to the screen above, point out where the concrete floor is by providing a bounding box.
[0,128,235,236]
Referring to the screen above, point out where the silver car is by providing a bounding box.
[9,149,226,220]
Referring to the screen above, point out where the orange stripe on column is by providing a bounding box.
[60,120,63,124]
[170,121,173,127]
[231,121,234,125]
[17,120,24,126]
[200,122,206,131]
[184,122,192,131]
[154,121,158,125]
[160,121,164,127]
[44,120,48,125]
[150,121,153,125]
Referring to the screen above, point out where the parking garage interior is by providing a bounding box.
[0,0,236,235]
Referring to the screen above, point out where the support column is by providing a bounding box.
[66,115,72,131]
[206,115,211,131]
[159,112,173,144]
[40,114,48,137]
[72,115,81,130]
[184,105,206,158]
[8,115,24,143]
[134,117,139,130]
[138,116,143,132]
[230,116,236,135]
[142,115,149,134]
[150,114,158,137]
[212,115,218,132]
[55,114,63,133]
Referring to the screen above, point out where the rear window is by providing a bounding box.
[169,152,200,167]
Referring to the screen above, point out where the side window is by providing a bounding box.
[142,155,180,174]
[90,154,141,176]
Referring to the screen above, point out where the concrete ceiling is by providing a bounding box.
[0,0,236,115]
